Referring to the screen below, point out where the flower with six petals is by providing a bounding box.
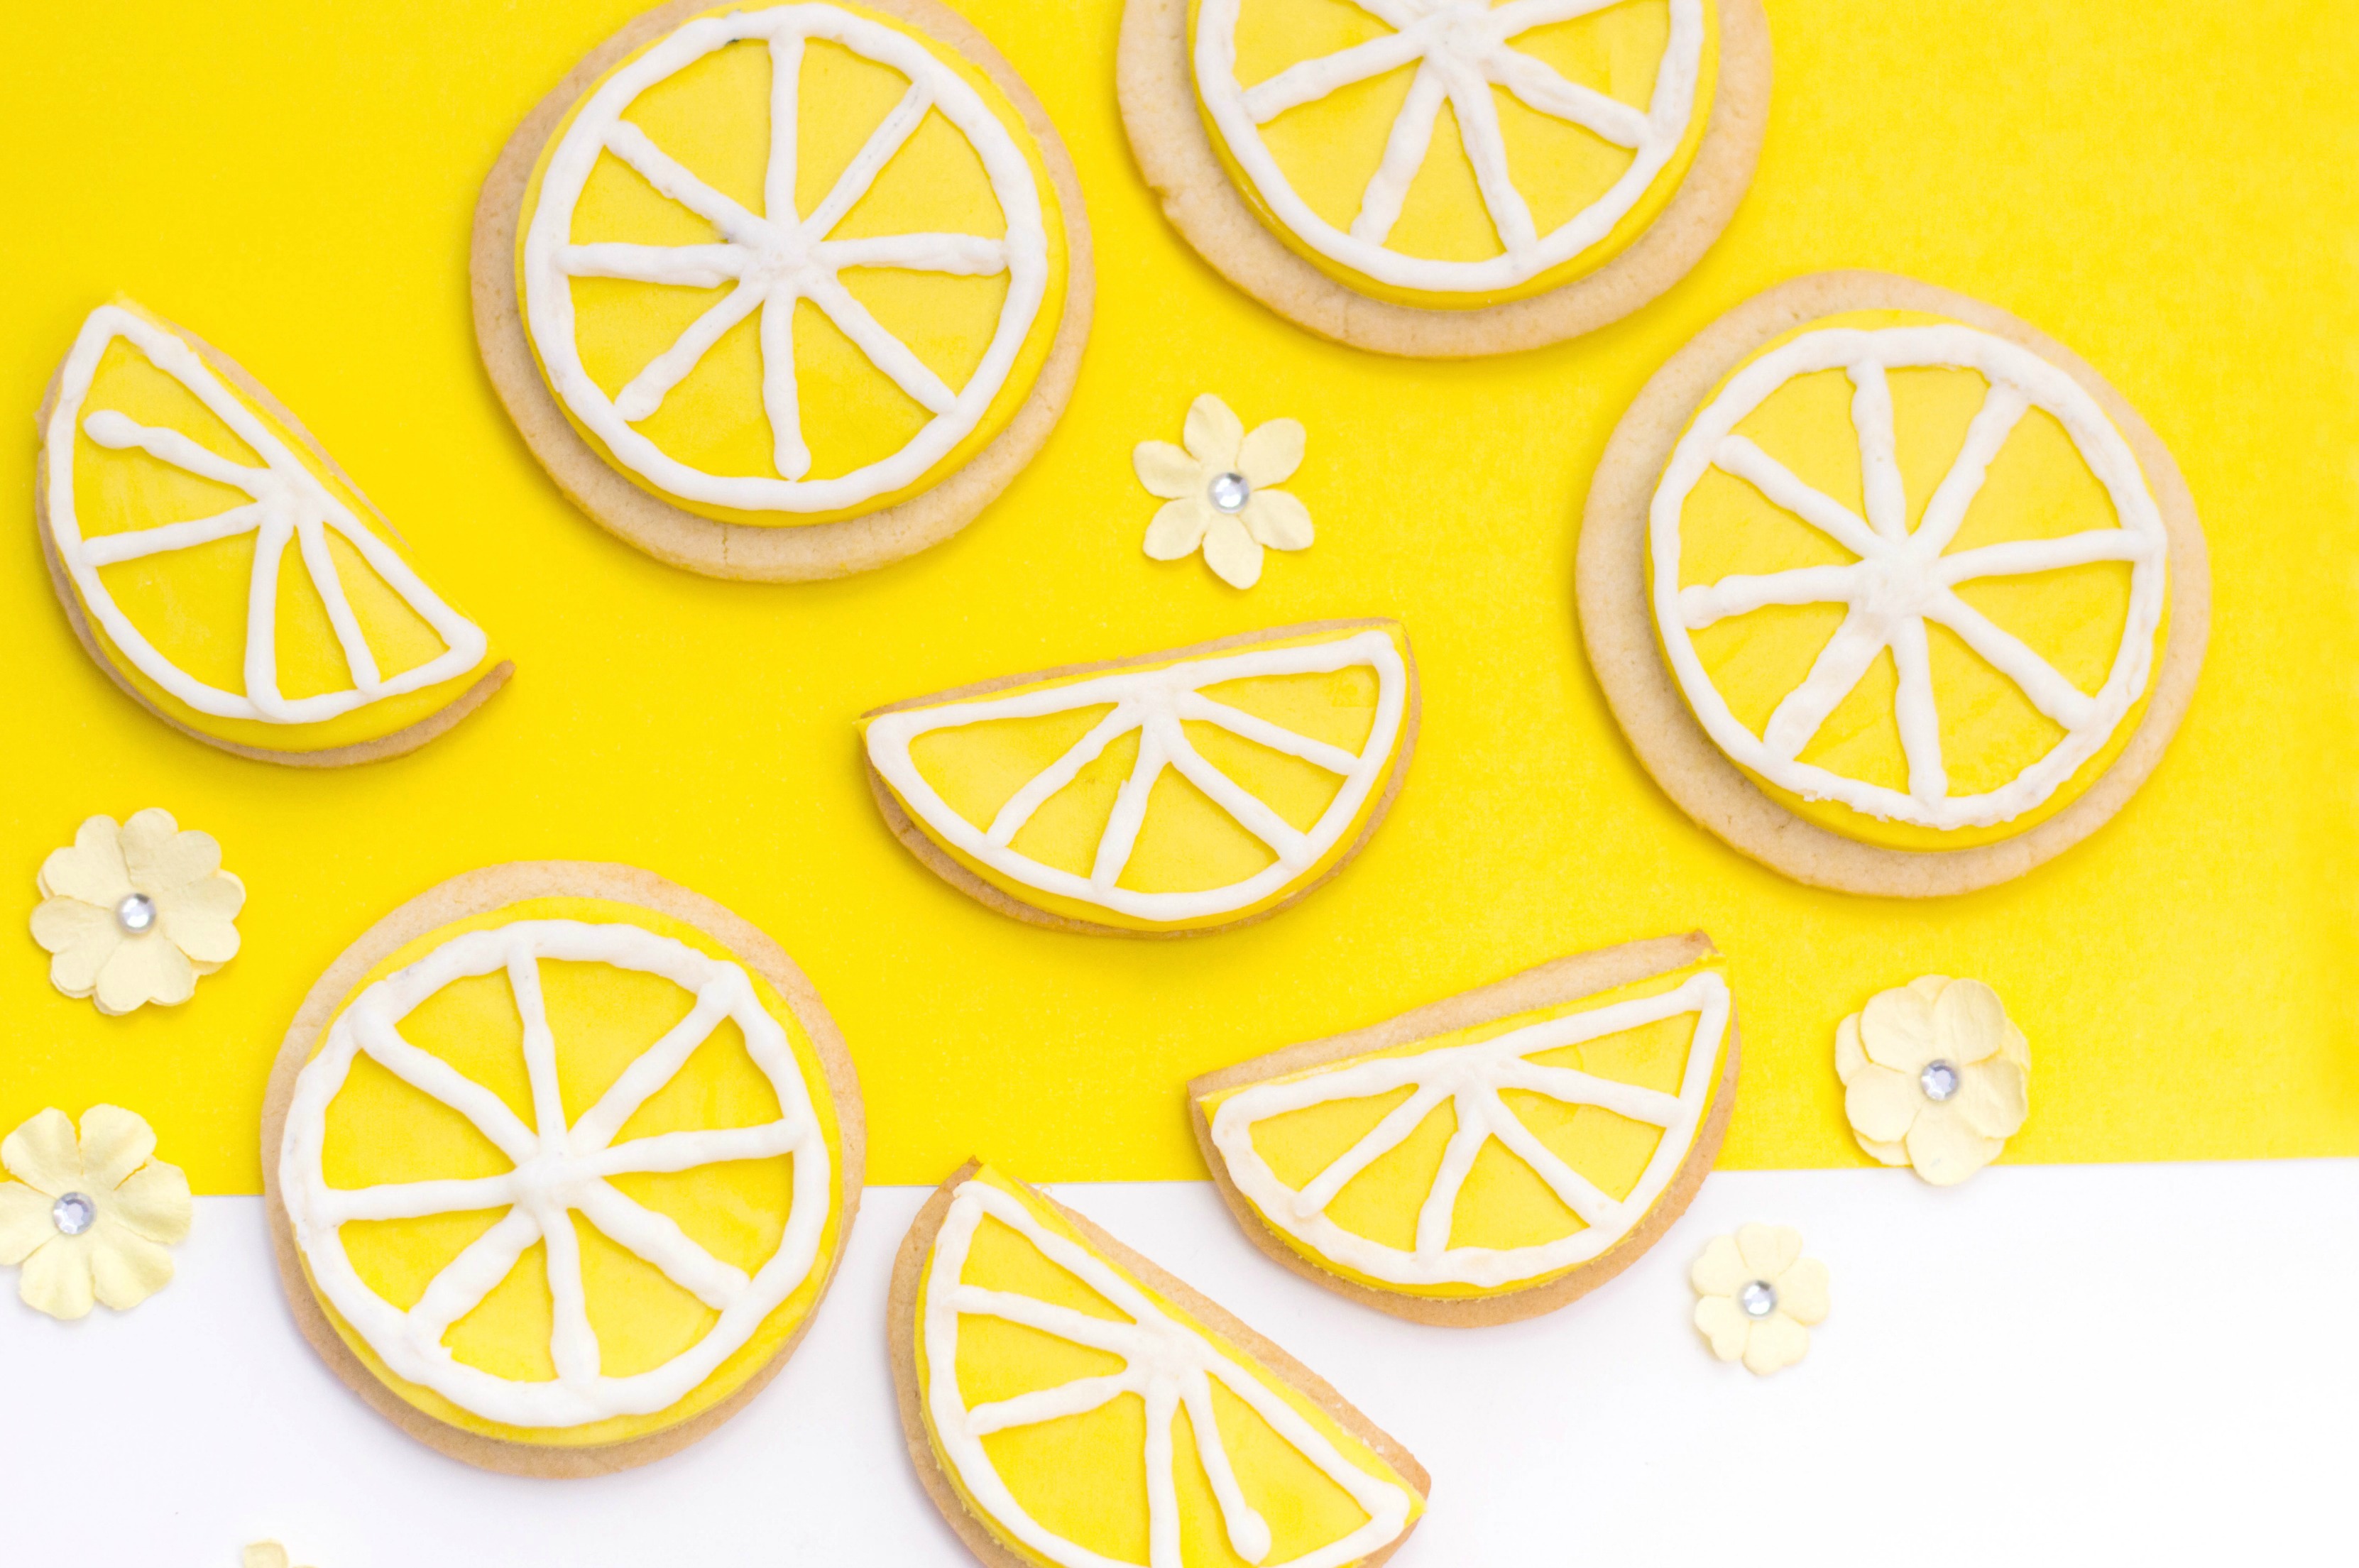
[1837,975,2030,1185]
[1134,394,1313,589]
[30,808,244,1015]
[0,1105,192,1320]
[1691,1223,1829,1376]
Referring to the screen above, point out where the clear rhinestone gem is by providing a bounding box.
[1920,1059,1961,1102]
[52,1193,96,1236]
[1206,471,1250,513]
[114,892,158,936]
[1738,1279,1778,1318]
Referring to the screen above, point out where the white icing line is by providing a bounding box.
[921,1179,1413,1568]
[521,4,1049,513]
[865,630,1408,924]
[1648,324,2167,830]
[1195,0,1705,293]
[41,306,489,725]
[278,919,836,1429]
[1209,972,1731,1290]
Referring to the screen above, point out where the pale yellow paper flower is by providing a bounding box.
[1133,393,1313,589]
[30,808,245,1015]
[1837,975,2030,1185]
[1692,1224,1829,1375]
[0,1106,192,1320]
[244,1542,315,1568]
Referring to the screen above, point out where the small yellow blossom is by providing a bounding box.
[0,1106,192,1320]
[1134,394,1313,588]
[1691,1224,1829,1376]
[30,808,244,1015]
[1837,976,2030,1185]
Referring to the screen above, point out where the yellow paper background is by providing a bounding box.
[1,1,2353,1194]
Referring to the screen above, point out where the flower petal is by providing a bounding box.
[1775,1256,1832,1325]
[105,1159,192,1245]
[1934,977,2009,1065]
[121,808,222,894]
[2,1109,84,1195]
[1844,1061,1922,1144]
[1741,1312,1811,1375]
[36,816,131,904]
[1183,395,1245,470]
[0,1183,55,1265]
[78,1106,160,1191]
[1238,417,1306,487]
[1144,498,1210,561]
[88,1223,176,1311]
[1905,1104,2003,1185]
[158,886,242,967]
[94,938,197,1016]
[245,1545,292,1568]
[1854,1132,1911,1166]
[1243,488,1314,552]
[45,921,122,999]
[1861,982,1939,1073]
[18,1236,96,1320]
[160,868,246,923]
[1736,1222,1802,1280]
[30,894,113,958]
[1132,439,1202,500]
[1201,512,1264,589]
[1690,1233,1747,1295]
[2000,1021,2031,1072]
[1833,1011,1866,1084]
[1954,1056,2030,1141]
[1693,1294,1751,1361]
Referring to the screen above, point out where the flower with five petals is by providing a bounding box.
[0,1106,192,1320]
[30,808,244,1015]
[1134,394,1313,589]
[1691,1224,1829,1376]
[1837,976,2030,1185]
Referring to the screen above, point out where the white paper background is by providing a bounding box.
[4,1161,2353,1566]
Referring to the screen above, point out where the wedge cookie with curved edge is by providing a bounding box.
[892,1161,1428,1568]
[476,0,1093,581]
[1117,0,1768,357]
[1578,271,2210,897]
[262,861,863,1476]
[862,620,1418,936]
[35,301,510,767]
[1193,932,1735,1326]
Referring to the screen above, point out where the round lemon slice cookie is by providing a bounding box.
[476,0,1092,581]
[35,301,511,765]
[1579,272,2210,896]
[891,1161,1429,1568]
[861,620,1418,936]
[262,862,863,1474]
[1193,932,1735,1325]
[1117,0,1768,355]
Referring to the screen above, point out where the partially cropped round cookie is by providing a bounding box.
[1578,271,2211,896]
[1117,0,1768,356]
[474,0,1093,579]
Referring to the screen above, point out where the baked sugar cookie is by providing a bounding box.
[1193,932,1735,1325]
[861,619,1418,936]
[35,301,510,766]
[1117,0,1768,356]
[890,1161,1428,1568]
[261,862,863,1475]
[475,0,1092,580]
[1579,272,2210,896]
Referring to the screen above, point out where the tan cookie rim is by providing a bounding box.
[258,860,867,1477]
[1575,269,2213,897]
[886,1159,1430,1568]
[1188,931,1738,1326]
[471,0,1097,582]
[1114,0,1770,358]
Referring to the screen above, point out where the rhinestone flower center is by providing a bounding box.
[1920,1059,1961,1102]
[52,1192,97,1237]
[1207,471,1250,513]
[1737,1278,1777,1318]
[114,891,158,936]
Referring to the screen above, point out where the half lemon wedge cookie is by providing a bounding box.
[477,0,1091,580]
[1194,933,1736,1324]
[36,301,510,765]
[892,1162,1428,1568]
[861,620,1418,935]
[1579,271,2209,896]
[264,862,862,1474]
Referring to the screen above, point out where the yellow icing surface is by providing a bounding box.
[58,302,502,753]
[1191,0,1717,309]
[1656,308,2169,850]
[863,623,1411,931]
[518,0,1071,527]
[914,1165,1423,1567]
[1199,955,1729,1298]
[296,894,849,1448]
